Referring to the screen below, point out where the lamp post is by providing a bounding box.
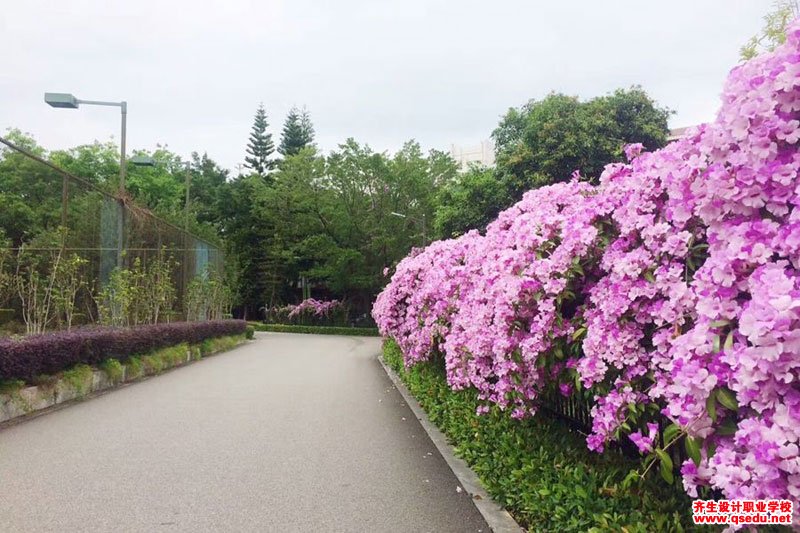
[45,92,129,269]
[390,211,427,246]
[44,93,128,194]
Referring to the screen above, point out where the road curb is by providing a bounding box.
[378,355,523,533]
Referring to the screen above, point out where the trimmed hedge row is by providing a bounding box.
[250,323,379,336]
[382,339,693,532]
[0,320,247,382]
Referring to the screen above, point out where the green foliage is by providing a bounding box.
[741,1,799,60]
[0,229,13,308]
[244,103,276,177]
[382,340,693,532]
[62,364,93,396]
[245,325,255,339]
[0,130,62,245]
[125,357,144,380]
[198,334,242,356]
[0,309,14,325]
[14,228,72,334]
[52,251,89,330]
[99,358,124,384]
[278,106,315,157]
[141,354,165,374]
[186,266,233,321]
[250,322,379,336]
[223,139,456,317]
[433,166,507,237]
[98,252,177,326]
[493,87,671,199]
[97,266,134,327]
[0,378,25,394]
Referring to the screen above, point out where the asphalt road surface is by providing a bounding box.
[0,333,489,532]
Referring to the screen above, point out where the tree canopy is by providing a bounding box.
[493,87,671,199]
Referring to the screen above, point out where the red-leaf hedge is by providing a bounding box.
[0,320,247,382]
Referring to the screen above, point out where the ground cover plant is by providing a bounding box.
[383,340,693,532]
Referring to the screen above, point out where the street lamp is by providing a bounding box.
[46,92,129,269]
[390,211,427,246]
[44,92,128,194]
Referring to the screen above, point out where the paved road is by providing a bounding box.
[0,333,488,533]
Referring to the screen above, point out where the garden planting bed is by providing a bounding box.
[0,320,251,425]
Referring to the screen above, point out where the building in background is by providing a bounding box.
[449,140,495,171]
[668,126,691,141]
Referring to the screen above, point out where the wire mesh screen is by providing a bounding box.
[0,136,223,333]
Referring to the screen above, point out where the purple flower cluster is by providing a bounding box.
[285,298,343,318]
[374,24,800,503]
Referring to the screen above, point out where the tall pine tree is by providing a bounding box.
[244,103,275,177]
[278,106,315,157]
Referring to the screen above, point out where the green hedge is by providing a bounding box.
[382,339,694,532]
[249,323,379,336]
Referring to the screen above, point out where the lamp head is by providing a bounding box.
[44,93,79,109]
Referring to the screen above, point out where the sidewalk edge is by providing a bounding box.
[378,355,524,533]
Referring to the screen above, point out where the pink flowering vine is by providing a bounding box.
[374,21,800,505]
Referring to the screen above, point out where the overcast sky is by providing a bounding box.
[1,1,768,171]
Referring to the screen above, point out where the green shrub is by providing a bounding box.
[0,379,25,394]
[126,356,144,380]
[250,323,378,336]
[382,340,694,532]
[245,325,255,339]
[155,344,188,368]
[99,359,124,384]
[62,364,94,396]
[141,354,164,375]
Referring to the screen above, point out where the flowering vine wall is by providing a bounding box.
[373,24,800,504]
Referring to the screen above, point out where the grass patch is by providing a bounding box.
[382,339,694,532]
[0,378,31,413]
[250,323,379,336]
[0,379,25,395]
[141,354,165,375]
[99,359,124,384]
[125,356,144,380]
[62,364,94,396]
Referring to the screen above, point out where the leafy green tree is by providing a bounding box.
[51,141,119,185]
[434,166,506,238]
[741,0,798,60]
[493,87,671,200]
[187,152,229,227]
[278,106,315,157]
[0,129,62,245]
[244,103,276,177]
